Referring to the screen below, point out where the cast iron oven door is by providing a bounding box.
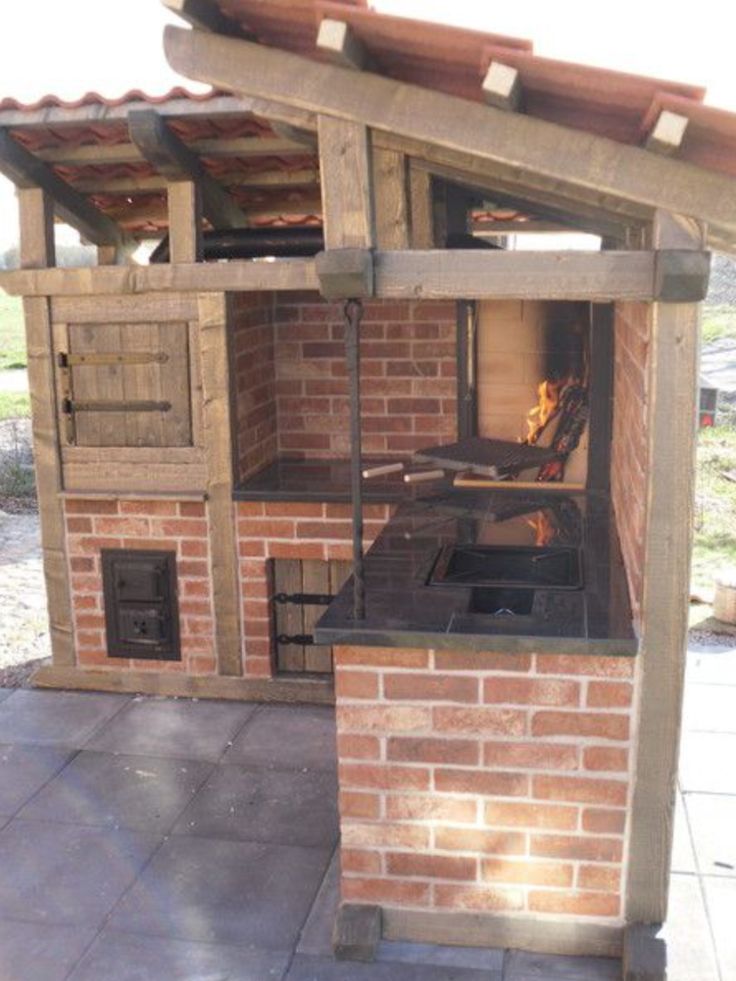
[428,544,583,590]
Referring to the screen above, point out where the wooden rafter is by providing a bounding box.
[128,109,249,229]
[72,168,319,195]
[163,26,736,249]
[161,0,252,38]
[646,110,689,156]
[0,128,126,246]
[36,136,308,166]
[482,62,521,111]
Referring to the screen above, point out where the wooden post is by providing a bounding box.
[408,163,434,249]
[198,292,242,676]
[318,115,375,249]
[168,179,202,263]
[372,147,409,250]
[625,210,705,924]
[18,188,74,668]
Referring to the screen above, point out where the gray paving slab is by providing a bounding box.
[686,644,736,686]
[67,929,290,981]
[703,876,736,979]
[0,690,128,747]
[107,834,331,949]
[172,762,338,847]
[682,682,736,733]
[671,790,697,874]
[661,873,719,981]
[685,792,736,877]
[503,949,620,980]
[378,940,504,972]
[86,696,257,762]
[678,730,736,793]
[0,819,160,928]
[18,750,214,833]
[0,689,13,703]
[0,743,76,817]
[297,848,340,958]
[285,954,500,979]
[0,919,97,981]
[223,704,337,772]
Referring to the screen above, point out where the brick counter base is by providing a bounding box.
[334,646,635,927]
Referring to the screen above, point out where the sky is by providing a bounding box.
[1,0,735,250]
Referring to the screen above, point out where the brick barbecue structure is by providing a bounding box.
[2,1,736,975]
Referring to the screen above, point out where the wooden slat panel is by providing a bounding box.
[65,321,192,448]
[303,559,332,673]
[274,559,305,673]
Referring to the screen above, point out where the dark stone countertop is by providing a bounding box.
[234,457,409,504]
[314,487,638,656]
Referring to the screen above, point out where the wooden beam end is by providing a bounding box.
[482,62,521,111]
[316,248,374,299]
[333,903,381,962]
[654,248,711,301]
[646,110,689,156]
[317,18,367,71]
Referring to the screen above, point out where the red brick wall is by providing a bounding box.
[334,646,634,922]
[611,302,651,622]
[272,293,458,458]
[236,501,393,677]
[232,292,277,482]
[65,498,216,675]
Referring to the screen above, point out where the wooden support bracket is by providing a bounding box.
[333,904,381,962]
[315,248,374,299]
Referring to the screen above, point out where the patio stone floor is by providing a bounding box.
[0,688,621,981]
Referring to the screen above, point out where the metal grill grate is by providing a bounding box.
[413,437,558,478]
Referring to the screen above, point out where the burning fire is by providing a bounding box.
[525,377,569,445]
[527,510,558,546]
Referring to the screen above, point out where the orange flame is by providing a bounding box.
[525,378,567,445]
[527,510,558,546]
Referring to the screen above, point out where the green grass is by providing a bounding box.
[0,391,30,420]
[702,305,736,345]
[692,426,736,591]
[0,291,25,371]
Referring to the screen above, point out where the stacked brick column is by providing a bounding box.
[65,498,216,674]
[334,647,634,923]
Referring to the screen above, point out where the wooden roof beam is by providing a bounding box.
[72,168,319,195]
[36,136,309,167]
[127,109,249,229]
[0,128,127,246]
[161,0,253,39]
[482,62,521,112]
[646,109,689,157]
[163,26,736,249]
[317,18,368,71]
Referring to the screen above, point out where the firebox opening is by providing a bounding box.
[477,301,592,485]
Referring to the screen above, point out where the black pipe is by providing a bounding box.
[345,299,366,621]
[150,226,325,263]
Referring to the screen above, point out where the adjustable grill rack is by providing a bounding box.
[413,437,559,479]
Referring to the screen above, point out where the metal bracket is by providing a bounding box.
[274,592,335,606]
[276,633,315,647]
[62,398,172,414]
[58,351,169,368]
